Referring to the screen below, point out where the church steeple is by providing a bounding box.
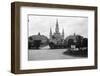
[55,19,59,33]
[62,28,64,39]
[49,19,65,41]
[50,27,52,39]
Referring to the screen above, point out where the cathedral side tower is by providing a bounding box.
[62,28,64,39]
[50,27,52,39]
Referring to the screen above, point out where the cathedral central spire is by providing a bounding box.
[55,19,59,33]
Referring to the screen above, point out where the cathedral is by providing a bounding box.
[49,19,64,44]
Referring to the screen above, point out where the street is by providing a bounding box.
[28,45,85,61]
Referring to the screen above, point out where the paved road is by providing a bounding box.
[28,45,83,61]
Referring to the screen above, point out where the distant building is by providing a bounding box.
[49,19,64,44]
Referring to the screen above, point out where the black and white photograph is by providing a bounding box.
[11,2,97,74]
[28,15,88,61]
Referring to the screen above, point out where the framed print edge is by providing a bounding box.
[94,7,98,69]
[11,2,21,74]
[11,2,98,74]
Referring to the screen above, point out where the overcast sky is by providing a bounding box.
[28,15,88,38]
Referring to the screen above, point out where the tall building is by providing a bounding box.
[62,28,64,39]
[49,19,64,42]
[49,27,52,39]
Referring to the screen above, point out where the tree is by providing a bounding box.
[28,37,33,49]
[82,38,88,47]
[68,39,74,48]
[75,35,83,48]
[33,40,41,49]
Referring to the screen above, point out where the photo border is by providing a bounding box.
[11,2,98,74]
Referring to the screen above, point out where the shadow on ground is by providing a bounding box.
[63,49,88,57]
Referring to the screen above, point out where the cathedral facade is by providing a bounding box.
[49,19,64,44]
